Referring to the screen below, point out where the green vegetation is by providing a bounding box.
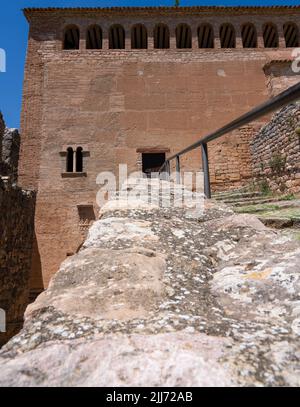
[235,204,300,222]
[235,204,280,214]
[280,193,296,201]
[269,153,286,175]
[258,179,271,195]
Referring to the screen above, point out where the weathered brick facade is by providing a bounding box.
[18,6,300,287]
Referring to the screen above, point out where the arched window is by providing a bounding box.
[198,24,214,48]
[241,23,257,48]
[109,25,125,49]
[86,25,102,49]
[66,147,74,172]
[63,26,80,50]
[283,22,299,47]
[76,147,83,173]
[220,23,236,48]
[176,24,192,48]
[263,23,279,48]
[131,24,147,49]
[154,24,170,49]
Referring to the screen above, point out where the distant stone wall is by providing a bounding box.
[0,112,4,162]
[0,112,36,347]
[251,103,300,194]
[0,179,36,347]
[1,129,20,183]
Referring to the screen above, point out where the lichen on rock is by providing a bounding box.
[0,178,299,387]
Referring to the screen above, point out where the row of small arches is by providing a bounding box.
[63,22,299,50]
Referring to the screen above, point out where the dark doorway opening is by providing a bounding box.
[142,153,166,177]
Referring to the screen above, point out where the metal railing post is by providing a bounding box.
[175,155,181,184]
[201,143,211,199]
[166,160,170,181]
[159,163,166,180]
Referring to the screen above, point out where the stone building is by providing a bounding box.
[18,6,300,289]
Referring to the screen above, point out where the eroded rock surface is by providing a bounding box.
[0,178,299,386]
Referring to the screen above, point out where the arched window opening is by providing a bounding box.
[76,147,83,173]
[63,26,80,50]
[263,23,279,48]
[220,23,236,48]
[154,24,170,49]
[241,23,257,48]
[109,25,125,49]
[131,24,147,49]
[198,24,214,48]
[283,23,299,47]
[66,147,74,172]
[176,24,192,48]
[86,25,102,49]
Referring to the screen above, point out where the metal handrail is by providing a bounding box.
[159,81,300,198]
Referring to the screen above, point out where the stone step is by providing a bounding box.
[228,197,281,206]
[213,191,263,201]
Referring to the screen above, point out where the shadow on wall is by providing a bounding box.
[29,232,44,304]
[0,181,36,348]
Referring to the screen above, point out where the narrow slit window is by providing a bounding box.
[66,147,74,172]
[176,24,192,49]
[198,24,214,48]
[154,24,170,49]
[76,147,83,173]
[87,25,102,49]
[241,23,257,48]
[131,24,147,49]
[220,23,236,48]
[283,23,299,47]
[263,23,279,48]
[109,25,125,49]
[63,26,80,50]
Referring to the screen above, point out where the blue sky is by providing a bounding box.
[0,0,299,128]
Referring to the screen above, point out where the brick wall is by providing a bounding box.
[264,61,300,97]
[209,126,258,191]
[251,103,300,194]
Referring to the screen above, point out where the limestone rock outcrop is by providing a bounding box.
[0,178,299,386]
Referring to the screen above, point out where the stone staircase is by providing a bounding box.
[213,187,300,229]
[212,189,279,207]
